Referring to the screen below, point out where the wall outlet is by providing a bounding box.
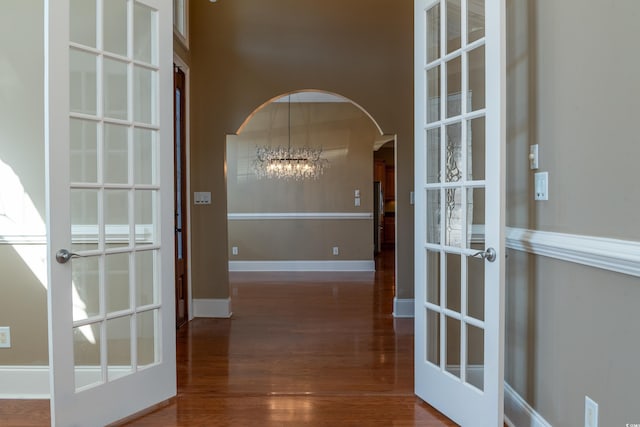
[332,247,339,256]
[534,171,549,201]
[232,246,238,256]
[0,327,11,348]
[354,197,361,207]
[585,396,598,427]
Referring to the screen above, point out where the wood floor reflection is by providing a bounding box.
[0,250,456,426]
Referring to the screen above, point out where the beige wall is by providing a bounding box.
[0,0,48,365]
[189,0,414,299]
[227,101,377,261]
[505,0,640,425]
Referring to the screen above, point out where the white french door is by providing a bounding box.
[45,1,176,426]
[414,0,505,425]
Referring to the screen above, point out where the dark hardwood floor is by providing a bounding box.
[0,250,456,426]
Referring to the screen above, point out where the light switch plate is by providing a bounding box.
[585,396,598,427]
[529,144,539,169]
[0,327,11,348]
[535,172,548,201]
[194,192,211,205]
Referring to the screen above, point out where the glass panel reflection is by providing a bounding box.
[70,49,97,115]
[71,189,99,252]
[467,324,484,391]
[426,249,440,305]
[134,3,157,65]
[446,56,462,118]
[446,0,461,53]
[72,256,100,321]
[445,316,461,378]
[468,45,486,112]
[70,0,96,48]
[426,66,441,124]
[426,4,440,63]
[445,253,461,312]
[135,190,156,246]
[467,247,485,321]
[104,190,130,248]
[103,58,128,120]
[106,253,130,313]
[104,124,129,184]
[134,66,157,125]
[426,189,441,244]
[135,250,156,307]
[468,0,485,43]
[426,309,440,366]
[104,0,128,56]
[426,128,441,184]
[70,119,98,183]
[107,316,133,381]
[468,117,485,181]
[137,309,159,368]
[74,323,102,390]
[134,128,156,185]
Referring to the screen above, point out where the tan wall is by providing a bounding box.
[189,0,414,299]
[505,0,640,425]
[0,0,48,365]
[227,101,377,261]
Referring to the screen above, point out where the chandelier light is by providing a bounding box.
[252,95,329,180]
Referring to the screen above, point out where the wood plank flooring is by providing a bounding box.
[0,250,456,426]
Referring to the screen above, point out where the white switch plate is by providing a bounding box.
[535,172,549,201]
[585,396,598,427]
[354,189,360,197]
[194,192,211,205]
[332,247,339,256]
[354,197,361,207]
[232,246,238,256]
[529,144,539,169]
[0,327,11,348]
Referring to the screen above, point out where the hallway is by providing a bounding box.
[122,250,454,426]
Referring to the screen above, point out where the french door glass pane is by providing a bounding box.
[445,316,461,378]
[446,0,461,53]
[71,189,99,252]
[468,0,485,43]
[134,3,157,65]
[445,253,461,312]
[107,316,133,381]
[104,190,130,248]
[137,309,159,367]
[426,189,441,244]
[134,128,157,185]
[426,249,441,305]
[105,253,131,313]
[103,58,128,120]
[466,324,484,391]
[104,124,129,185]
[73,323,102,390]
[70,0,96,48]
[135,250,156,307]
[134,66,158,125]
[426,309,441,366]
[468,45,486,112]
[468,117,485,181]
[104,0,128,56]
[426,4,441,63]
[70,49,97,115]
[426,66,441,123]
[70,119,98,183]
[134,190,156,246]
[426,128,441,183]
[446,56,462,118]
[467,250,485,321]
[71,256,100,321]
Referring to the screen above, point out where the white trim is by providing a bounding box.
[506,227,640,278]
[228,212,373,221]
[504,382,552,427]
[229,260,375,272]
[193,298,232,318]
[0,366,50,398]
[393,298,415,318]
[0,235,47,245]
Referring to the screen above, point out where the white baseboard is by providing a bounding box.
[193,298,232,318]
[504,382,552,427]
[393,298,415,318]
[0,366,50,398]
[228,260,375,272]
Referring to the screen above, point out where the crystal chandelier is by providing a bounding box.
[252,95,329,180]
